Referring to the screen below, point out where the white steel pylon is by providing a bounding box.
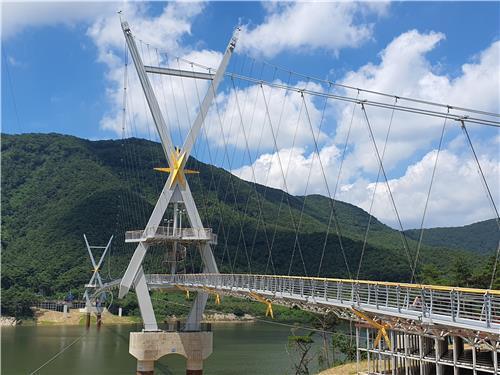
[119,21,239,331]
[83,234,113,309]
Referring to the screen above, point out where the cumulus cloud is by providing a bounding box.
[205,80,327,155]
[341,146,499,228]
[86,2,219,142]
[1,1,116,39]
[335,31,500,175]
[233,32,500,228]
[233,144,342,194]
[239,2,388,58]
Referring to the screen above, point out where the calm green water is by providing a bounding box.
[2,322,325,374]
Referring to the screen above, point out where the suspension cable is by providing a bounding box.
[153,48,499,120]
[410,113,449,283]
[258,83,309,277]
[301,91,352,279]
[225,74,499,128]
[460,121,500,289]
[262,72,293,274]
[360,104,416,278]
[357,98,397,280]
[231,76,278,275]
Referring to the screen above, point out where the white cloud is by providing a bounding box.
[86,2,215,140]
[334,31,500,175]
[1,1,116,39]
[239,2,388,58]
[233,144,342,194]
[343,146,500,228]
[205,80,327,155]
[234,138,499,229]
[233,33,500,228]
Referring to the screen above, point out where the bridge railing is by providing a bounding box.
[125,226,216,243]
[146,273,500,330]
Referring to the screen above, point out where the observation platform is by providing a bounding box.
[125,226,217,245]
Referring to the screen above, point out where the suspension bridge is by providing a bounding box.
[85,20,500,375]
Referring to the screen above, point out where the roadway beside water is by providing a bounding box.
[2,322,327,374]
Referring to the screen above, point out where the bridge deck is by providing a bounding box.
[102,273,500,335]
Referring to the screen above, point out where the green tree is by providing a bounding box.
[450,257,472,287]
[420,264,443,285]
[288,331,315,375]
[1,286,39,318]
[331,332,357,364]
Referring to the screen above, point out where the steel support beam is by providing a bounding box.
[145,65,214,81]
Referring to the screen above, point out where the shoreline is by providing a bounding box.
[6,309,258,327]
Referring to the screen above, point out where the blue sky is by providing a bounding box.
[1,1,499,228]
[2,2,498,138]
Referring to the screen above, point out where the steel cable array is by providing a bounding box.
[119,32,499,289]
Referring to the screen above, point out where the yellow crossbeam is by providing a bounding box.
[352,307,391,348]
[175,285,190,300]
[249,292,274,319]
[202,286,221,305]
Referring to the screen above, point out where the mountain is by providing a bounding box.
[405,219,499,255]
[1,133,495,302]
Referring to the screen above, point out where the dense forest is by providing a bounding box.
[1,133,498,317]
[404,219,498,254]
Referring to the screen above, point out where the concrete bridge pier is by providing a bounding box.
[129,331,213,375]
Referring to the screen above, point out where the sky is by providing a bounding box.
[1,1,499,230]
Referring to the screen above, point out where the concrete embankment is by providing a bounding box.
[29,309,254,326]
[33,308,136,325]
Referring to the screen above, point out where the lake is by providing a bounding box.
[2,322,330,374]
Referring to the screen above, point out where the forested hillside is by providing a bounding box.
[1,133,497,316]
[405,219,498,254]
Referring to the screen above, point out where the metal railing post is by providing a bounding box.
[397,286,401,313]
[485,292,492,328]
[450,291,456,322]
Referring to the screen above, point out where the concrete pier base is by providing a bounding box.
[136,360,154,375]
[129,331,213,375]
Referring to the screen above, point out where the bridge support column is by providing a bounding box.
[390,330,397,375]
[452,336,463,375]
[85,312,91,329]
[434,337,447,375]
[129,331,213,375]
[96,312,102,329]
[136,360,154,375]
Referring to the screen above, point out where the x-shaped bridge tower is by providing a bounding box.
[83,234,113,311]
[119,21,239,331]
